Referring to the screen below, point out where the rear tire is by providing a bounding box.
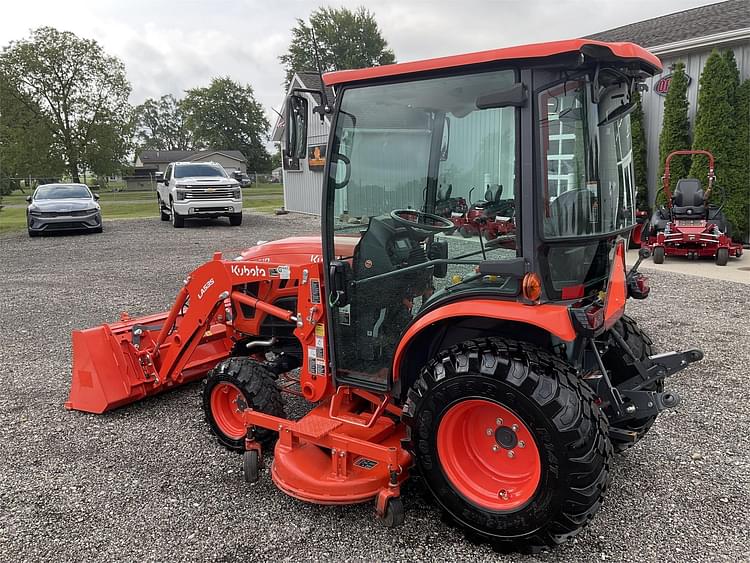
[403,338,612,551]
[599,315,662,452]
[171,201,184,228]
[652,246,665,264]
[229,212,242,226]
[202,357,285,452]
[716,247,729,266]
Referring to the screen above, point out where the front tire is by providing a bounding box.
[403,338,612,551]
[171,201,184,228]
[716,247,729,266]
[202,357,285,452]
[652,246,665,264]
[229,212,242,226]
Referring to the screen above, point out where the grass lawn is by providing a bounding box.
[0,186,284,233]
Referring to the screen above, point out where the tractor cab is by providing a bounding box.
[284,41,657,390]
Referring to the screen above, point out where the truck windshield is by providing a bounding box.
[175,164,227,178]
[538,79,635,239]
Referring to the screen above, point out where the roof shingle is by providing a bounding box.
[586,0,750,47]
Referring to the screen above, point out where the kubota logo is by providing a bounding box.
[230,264,267,278]
[197,278,214,300]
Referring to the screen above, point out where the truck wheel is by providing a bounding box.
[715,247,729,266]
[202,357,285,452]
[229,213,243,226]
[158,197,169,221]
[171,201,184,228]
[599,315,662,452]
[652,246,664,264]
[403,338,612,551]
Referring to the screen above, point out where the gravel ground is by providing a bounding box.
[0,215,748,563]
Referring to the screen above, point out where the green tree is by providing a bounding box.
[280,6,395,86]
[0,74,65,194]
[0,27,132,182]
[134,94,194,151]
[630,89,649,210]
[182,77,271,171]
[689,50,736,203]
[657,62,691,204]
[731,79,750,240]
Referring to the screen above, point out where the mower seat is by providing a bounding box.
[672,179,706,218]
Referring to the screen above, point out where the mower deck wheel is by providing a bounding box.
[716,247,729,266]
[202,357,285,453]
[243,450,260,483]
[379,498,404,528]
[652,246,665,264]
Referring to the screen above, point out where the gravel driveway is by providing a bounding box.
[0,215,748,562]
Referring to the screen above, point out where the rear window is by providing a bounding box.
[174,164,227,178]
[34,185,91,200]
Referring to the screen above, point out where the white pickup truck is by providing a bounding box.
[157,161,243,228]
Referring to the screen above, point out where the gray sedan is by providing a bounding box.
[26,183,103,237]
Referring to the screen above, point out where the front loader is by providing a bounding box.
[67,39,703,552]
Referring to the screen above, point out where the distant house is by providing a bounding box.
[135,150,248,175]
[271,72,335,214]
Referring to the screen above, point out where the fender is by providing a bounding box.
[391,299,576,382]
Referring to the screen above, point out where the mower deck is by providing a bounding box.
[243,389,410,515]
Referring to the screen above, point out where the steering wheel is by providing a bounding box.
[390,209,455,237]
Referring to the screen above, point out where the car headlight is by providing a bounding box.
[29,209,42,216]
[233,188,241,199]
[175,189,186,201]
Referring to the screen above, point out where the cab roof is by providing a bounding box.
[323,38,661,87]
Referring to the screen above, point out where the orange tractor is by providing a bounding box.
[67,39,703,551]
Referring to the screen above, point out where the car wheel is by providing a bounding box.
[28,228,39,238]
[229,213,242,226]
[171,201,184,228]
[159,197,170,221]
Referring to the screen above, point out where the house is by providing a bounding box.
[271,72,335,214]
[587,0,750,203]
[135,149,248,175]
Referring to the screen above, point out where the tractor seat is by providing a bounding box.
[672,178,706,217]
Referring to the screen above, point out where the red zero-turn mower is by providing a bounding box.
[648,150,743,265]
[67,39,704,552]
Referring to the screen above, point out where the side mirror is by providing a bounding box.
[285,94,308,160]
[26,195,32,203]
[93,193,100,200]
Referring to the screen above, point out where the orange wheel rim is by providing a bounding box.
[210,382,246,439]
[436,399,541,511]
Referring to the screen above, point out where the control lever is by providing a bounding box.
[627,247,650,280]
[626,247,651,300]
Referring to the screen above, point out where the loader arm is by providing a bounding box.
[67,252,331,413]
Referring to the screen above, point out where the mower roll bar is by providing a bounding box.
[661,149,715,209]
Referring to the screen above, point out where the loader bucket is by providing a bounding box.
[66,311,233,414]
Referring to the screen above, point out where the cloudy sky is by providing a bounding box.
[1,0,721,133]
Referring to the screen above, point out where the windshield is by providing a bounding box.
[34,185,91,200]
[174,164,227,178]
[539,79,635,238]
[328,69,519,294]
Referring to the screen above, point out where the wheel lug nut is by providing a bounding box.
[485,428,493,436]
[496,418,503,426]
[511,424,519,432]
[492,444,499,452]
[498,489,508,500]
[518,440,525,448]
[507,450,515,458]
